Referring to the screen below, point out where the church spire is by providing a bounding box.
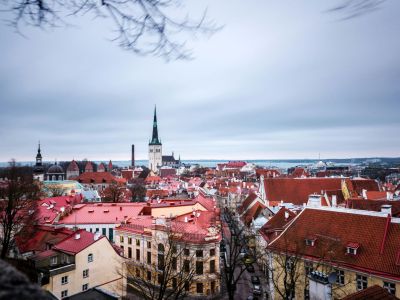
[35,141,43,166]
[150,105,161,145]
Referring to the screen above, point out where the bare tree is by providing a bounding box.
[45,183,67,197]
[103,180,128,202]
[327,0,386,20]
[266,232,356,300]
[123,225,195,300]
[0,160,41,259]
[0,0,220,60]
[221,209,253,300]
[129,181,147,202]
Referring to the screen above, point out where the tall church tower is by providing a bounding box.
[148,106,162,172]
[33,142,45,181]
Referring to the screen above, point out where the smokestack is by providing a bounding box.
[131,144,135,168]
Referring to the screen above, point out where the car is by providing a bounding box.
[239,249,247,258]
[246,264,255,273]
[253,284,262,296]
[243,255,254,265]
[251,276,261,285]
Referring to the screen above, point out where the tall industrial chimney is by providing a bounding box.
[131,144,135,168]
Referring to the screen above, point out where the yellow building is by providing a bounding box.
[30,229,125,299]
[115,211,222,298]
[266,207,400,299]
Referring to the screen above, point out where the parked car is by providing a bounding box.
[246,264,255,273]
[251,276,260,285]
[243,255,254,265]
[253,284,262,296]
[239,249,247,258]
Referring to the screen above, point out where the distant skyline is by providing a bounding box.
[1,1,400,161]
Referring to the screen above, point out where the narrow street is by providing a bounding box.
[220,210,269,300]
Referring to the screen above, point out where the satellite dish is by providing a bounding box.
[328,272,337,284]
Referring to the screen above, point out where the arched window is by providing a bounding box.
[88,253,93,262]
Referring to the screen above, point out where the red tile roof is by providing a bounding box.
[264,178,346,205]
[59,203,145,224]
[341,285,399,300]
[16,226,73,254]
[53,229,102,255]
[347,199,400,217]
[67,160,79,171]
[238,193,258,215]
[77,172,124,184]
[241,201,266,226]
[259,207,296,243]
[268,208,400,280]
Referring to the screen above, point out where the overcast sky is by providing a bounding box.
[1,0,399,162]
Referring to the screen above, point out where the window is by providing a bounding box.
[346,242,360,255]
[61,276,68,285]
[121,246,124,254]
[172,278,177,289]
[196,261,203,275]
[347,247,357,255]
[82,284,88,291]
[109,228,113,242]
[120,236,124,243]
[305,238,316,246]
[211,281,216,294]
[383,282,396,295]
[102,228,106,236]
[336,270,345,285]
[88,253,93,262]
[128,237,132,244]
[210,260,215,273]
[196,250,203,258]
[147,252,151,264]
[136,239,140,246]
[147,271,151,281]
[158,243,165,252]
[184,248,190,256]
[83,269,89,278]
[210,248,215,257]
[136,249,140,261]
[184,282,190,292]
[196,283,204,294]
[136,268,140,277]
[158,274,163,284]
[147,241,151,248]
[184,260,190,272]
[356,274,368,290]
[61,290,68,298]
[50,256,57,265]
[172,257,177,270]
[158,254,165,271]
[172,245,177,254]
[304,261,313,276]
[128,247,132,259]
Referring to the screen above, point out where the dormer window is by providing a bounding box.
[305,236,317,247]
[346,242,360,255]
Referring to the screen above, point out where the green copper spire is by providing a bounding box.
[150,106,161,145]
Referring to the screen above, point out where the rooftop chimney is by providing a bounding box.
[362,189,367,199]
[75,233,80,240]
[381,204,392,215]
[331,195,337,207]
